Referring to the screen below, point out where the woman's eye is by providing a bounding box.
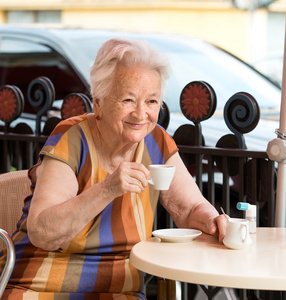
[124,99,133,103]
[149,99,159,104]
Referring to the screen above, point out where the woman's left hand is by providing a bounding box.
[207,214,227,243]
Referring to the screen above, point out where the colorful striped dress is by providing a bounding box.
[0,113,178,300]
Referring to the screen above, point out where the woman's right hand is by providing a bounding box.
[103,162,151,198]
[27,159,150,251]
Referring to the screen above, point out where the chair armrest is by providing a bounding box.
[0,229,15,298]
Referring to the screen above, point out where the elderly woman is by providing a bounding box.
[1,38,226,299]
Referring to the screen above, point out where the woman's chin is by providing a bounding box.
[123,133,147,144]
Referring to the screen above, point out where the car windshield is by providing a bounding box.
[54,29,281,115]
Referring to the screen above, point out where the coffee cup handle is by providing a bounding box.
[240,224,247,243]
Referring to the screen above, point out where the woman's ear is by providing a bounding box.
[93,98,103,120]
[93,98,101,113]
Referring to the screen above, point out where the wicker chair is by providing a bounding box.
[0,170,30,249]
[0,170,31,298]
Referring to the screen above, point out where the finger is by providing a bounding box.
[215,215,227,243]
[207,215,226,243]
[125,175,146,191]
[208,218,218,236]
[107,172,143,196]
[124,163,150,187]
[115,166,146,193]
[130,163,151,180]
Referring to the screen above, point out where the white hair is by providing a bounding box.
[89,38,170,104]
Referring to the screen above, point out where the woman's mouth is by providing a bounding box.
[126,122,146,129]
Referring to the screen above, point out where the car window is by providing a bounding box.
[165,51,281,112]
[62,32,281,114]
[0,37,90,114]
[0,37,50,53]
[145,39,281,112]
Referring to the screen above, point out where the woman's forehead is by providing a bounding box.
[114,64,161,85]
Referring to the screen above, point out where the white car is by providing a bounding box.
[0,25,281,150]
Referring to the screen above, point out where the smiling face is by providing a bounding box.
[94,64,162,147]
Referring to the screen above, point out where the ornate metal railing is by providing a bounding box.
[167,81,276,300]
[172,81,276,228]
[0,76,170,173]
[0,77,278,300]
[0,76,92,173]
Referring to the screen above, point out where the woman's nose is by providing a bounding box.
[132,103,147,119]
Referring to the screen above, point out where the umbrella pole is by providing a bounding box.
[276,166,286,227]
[267,23,286,227]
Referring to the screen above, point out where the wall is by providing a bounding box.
[62,6,254,60]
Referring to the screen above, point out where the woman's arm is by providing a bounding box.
[27,156,150,251]
[159,152,226,242]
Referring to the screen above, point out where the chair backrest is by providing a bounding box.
[0,170,31,250]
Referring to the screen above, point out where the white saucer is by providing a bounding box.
[152,228,202,243]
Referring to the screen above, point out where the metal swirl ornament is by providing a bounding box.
[224,92,260,148]
[27,76,55,110]
[27,76,55,134]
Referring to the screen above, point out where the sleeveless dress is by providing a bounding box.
[0,113,178,299]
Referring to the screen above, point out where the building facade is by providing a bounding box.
[0,0,285,63]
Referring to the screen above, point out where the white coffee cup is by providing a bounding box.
[223,218,252,250]
[148,164,176,190]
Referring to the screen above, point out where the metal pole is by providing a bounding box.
[275,23,286,227]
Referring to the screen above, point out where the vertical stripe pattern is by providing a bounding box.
[0,113,178,299]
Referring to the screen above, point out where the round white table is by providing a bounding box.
[130,228,286,292]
